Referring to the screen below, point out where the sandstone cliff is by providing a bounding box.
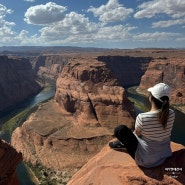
[11,58,135,183]
[55,58,135,128]
[0,56,41,115]
[31,55,69,79]
[0,139,23,185]
[137,58,185,112]
[67,142,185,185]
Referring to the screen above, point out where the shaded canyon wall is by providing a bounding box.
[0,139,23,185]
[31,55,69,80]
[0,56,41,115]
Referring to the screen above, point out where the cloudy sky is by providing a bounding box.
[0,0,185,48]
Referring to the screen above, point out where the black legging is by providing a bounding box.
[114,125,138,159]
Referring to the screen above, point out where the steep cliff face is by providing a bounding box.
[0,139,23,185]
[137,58,185,110]
[0,56,41,115]
[31,55,69,79]
[12,58,136,182]
[68,142,185,185]
[55,58,135,128]
[97,56,152,86]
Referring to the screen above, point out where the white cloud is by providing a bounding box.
[134,0,185,19]
[0,2,135,46]
[87,0,133,23]
[95,25,135,40]
[152,18,185,28]
[0,4,16,44]
[39,12,98,37]
[24,2,67,25]
[0,4,13,15]
[36,11,136,45]
[133,32,181,41]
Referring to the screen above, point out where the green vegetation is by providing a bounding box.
[128,97,149,113]
[127,86,149,113]
[3,105,39,136]
[26,163,71,185]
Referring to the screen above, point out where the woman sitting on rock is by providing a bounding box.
[109,83,175,168]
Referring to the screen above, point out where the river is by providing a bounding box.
[0,84,184,184]
[0,81,56,185]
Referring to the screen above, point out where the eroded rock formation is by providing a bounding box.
[0,139,23,185]
[12,58,135,180]
[0,56,41,115]
[137,58,185,112]
[55,58,135,128]
[67,142,185,185]
[31,55,69,79]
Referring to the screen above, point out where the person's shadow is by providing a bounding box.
[139,149,185,184]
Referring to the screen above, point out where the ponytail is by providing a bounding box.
[158,96,169,129]
[151,95,170,129]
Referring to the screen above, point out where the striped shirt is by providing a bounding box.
[135,109,175,141]
[134,109,175,168]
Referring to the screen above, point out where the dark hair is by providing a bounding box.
[151,95,169,129]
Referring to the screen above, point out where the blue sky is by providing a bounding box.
[0,0,185,48]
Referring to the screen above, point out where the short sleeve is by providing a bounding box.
[135,113,143,131]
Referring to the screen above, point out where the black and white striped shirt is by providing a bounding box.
[135,109,175,141]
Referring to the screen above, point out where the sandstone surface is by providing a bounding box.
[0,55,41,115]
[55,58,135,128]
[0,139,23,185]
[31,55,69,79]
[12,58,135,180]
[137,58,185,112]
[68,142,185,185]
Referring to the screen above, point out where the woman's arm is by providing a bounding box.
[135,114,142,137]
[134,129,141,137]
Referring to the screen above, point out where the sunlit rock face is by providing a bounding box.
[137,58,185,106]
[68,142,185,185]
[31,55,69,79]
[55,58,135,129]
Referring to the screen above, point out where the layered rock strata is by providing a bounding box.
[31,55,69,79]
[12,58,135,180]
[0,56,41,115]
[55,58,135,128]
[137,58,185,112]
[0,139,23,185]
[68,142,185,185]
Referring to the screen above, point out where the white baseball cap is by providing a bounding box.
[148,83,171,102]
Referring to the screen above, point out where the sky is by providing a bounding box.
[0,0,185,49]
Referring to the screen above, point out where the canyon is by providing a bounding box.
[137,57,185,113]
[11,57,137,183]
[0,48,185,184]
[0,56,41,116]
